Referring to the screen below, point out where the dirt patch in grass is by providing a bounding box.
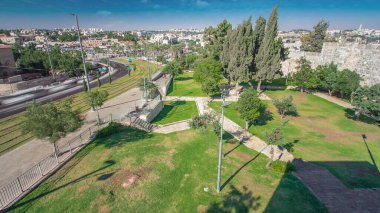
[102,168,153,191]
[99,205,110,213]
[197,204,208,213]
[77,185,89,193]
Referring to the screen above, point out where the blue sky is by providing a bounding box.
[1,0,380,30]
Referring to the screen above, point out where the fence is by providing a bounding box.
[0,119,111,211]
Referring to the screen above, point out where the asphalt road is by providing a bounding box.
[0,68,129,119]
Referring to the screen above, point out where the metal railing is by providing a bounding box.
[0,120,110,210]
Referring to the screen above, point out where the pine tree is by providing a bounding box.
[255,5,282,92]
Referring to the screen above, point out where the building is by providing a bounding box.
[0,45,17,78]
[83,39,103,48]
[0,36,20,44]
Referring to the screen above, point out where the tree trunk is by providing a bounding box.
[266,146,274,168]
[280,112,284,120]
[328,89,332,96]
[257,80,262,93]
[300,87,304,93]
[96,109,100,124]
[54,142,59,157]
[245,121,249,130]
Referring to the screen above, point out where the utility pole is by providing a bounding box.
[70,13,90,91]
[45,37,55,80]
[107,46,112,84]
[217,88,227,192]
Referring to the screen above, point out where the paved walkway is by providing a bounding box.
[0,88,144,187]
[153,120,190,134]
[293,159,380,213]
[314,92,353,109]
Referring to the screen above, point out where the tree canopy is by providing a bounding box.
[236,89,265,129]
[193,57,223,95]
[204,19,232,60]
[351,84,380,120]
[291,57,319,92]
[22,98,81,144]
[273,96,297,120]
[300,20,329,52]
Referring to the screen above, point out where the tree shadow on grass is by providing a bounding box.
[207,185,261,213]
[96,126,153,148]
[282,139,299,153]
[10,160,116,211]
[175,76,193,81]
[344,108,379,126]
[255,110,274,126]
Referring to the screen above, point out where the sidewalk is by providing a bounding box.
[314,92,353,109]
[0,87,143,187]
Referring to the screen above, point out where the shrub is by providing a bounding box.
[96,122,123,138]
[272,161,296,173]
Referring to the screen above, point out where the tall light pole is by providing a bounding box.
[106,46,112,84]
[69,13,90,91]
[45,37,55,80]
[217,87,228,192]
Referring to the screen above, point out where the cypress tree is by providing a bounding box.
[221,17,254,88]
[255,5,282,92]
[250,16,266,80]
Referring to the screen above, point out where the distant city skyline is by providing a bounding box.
[1,0,380,31]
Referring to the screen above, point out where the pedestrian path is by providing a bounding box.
[153,120,190,134]
[293,159,380,213]
[314,92,353,109]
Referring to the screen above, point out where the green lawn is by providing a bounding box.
[10,126,326,212]
[209,90,380,188]
[0,60,152,156]
[167,72,207,97]
[151,101,198,125]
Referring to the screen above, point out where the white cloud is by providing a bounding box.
[196,0,209,7]
[96,10,112,16]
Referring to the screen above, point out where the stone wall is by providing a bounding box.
[282,42,380,86]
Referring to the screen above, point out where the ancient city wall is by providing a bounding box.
[282,42,380,86]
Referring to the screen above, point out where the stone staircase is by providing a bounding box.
[126,115,154,132]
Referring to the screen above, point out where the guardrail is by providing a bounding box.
[0,119,113,211]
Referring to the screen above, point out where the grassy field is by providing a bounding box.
[167,72,206,97]
[0,60,151,156]
[209,90,380,188]
[151,101,198,125]
[9,126,327,212]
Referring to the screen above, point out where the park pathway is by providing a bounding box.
[293,159,380,213]
[314,92,353,109]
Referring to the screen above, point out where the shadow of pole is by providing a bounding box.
[362,134,378,171]
[221,152,261,191]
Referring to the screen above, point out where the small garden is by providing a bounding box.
[151,101,198,125]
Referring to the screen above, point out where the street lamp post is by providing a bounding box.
[45,37,54,80]
[106,46,112,84]
[217,87,228,192]
[69,13,90,91]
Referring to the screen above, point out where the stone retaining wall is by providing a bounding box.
[283,42,380,86]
